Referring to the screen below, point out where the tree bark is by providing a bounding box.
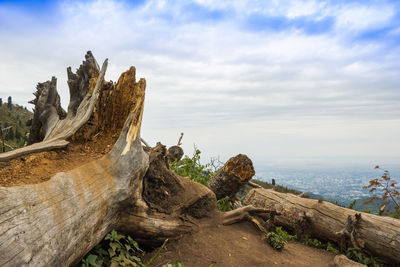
[244,188,400,265]
[208,154,255,200]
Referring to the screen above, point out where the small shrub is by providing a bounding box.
[275,226,296,241]
[303,237,324,249]
[170,146,217,186]
[81,230,146,267]
[266,232,286,250]
[346,247,384,267]
[326,242,338,254]
[216,196,233,212]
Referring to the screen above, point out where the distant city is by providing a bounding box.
[255,166,400,207]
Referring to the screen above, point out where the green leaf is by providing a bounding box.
[86,254,99,266]
[108,247,116,257]
[110,242,120,252]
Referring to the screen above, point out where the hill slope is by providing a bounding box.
[0,102,32,151]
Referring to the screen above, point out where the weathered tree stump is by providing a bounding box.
[208,154,255,199]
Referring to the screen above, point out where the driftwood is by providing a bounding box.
[244,188,400,265]
[208,154,255,200]
[0,52,265,266]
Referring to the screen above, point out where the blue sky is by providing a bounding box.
[0,0,399,169]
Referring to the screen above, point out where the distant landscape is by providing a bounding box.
[256,166,400,211]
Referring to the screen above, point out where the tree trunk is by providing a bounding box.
[208,154,255,200]
[0,52,228,266]
[244,188,400,265]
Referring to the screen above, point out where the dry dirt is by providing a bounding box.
[0,134,116,187]
[144,216,336,267]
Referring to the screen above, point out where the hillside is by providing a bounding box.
[0,100,32,151]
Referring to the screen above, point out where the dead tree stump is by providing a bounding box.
[208,154,255,200]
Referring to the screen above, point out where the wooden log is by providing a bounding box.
[208,154,255,200]
[244,188,400,265]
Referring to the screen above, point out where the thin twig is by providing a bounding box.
[146,238,168,266]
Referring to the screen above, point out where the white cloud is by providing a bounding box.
[0,0,399,167]
[334,4,395,31]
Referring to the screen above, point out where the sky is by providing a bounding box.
[0,0,399,171]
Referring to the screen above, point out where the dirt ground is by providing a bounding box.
[0,134,116,187]
[144,217,336,267]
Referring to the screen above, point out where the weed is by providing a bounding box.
[216,196,233,212]
[326,242,338,254]
[275,226,296,241]
[81,230,146,267]
[346,247,385,267]
[347,200,357,210]
[266,232,286,250]
[170,146,218,186]
[303,237,324,249]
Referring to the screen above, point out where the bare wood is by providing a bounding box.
[0,54,108,162]
[0,139,69,161]
[208,154,255,200]
[244,188,400,264]
[0,81,148,266]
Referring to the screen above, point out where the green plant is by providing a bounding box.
[346,247,384,267]
[363,166,399,217]
[81,230,146,267]
[326,242,338,254]
[275,226,296,241]
[170,146,230,212]
[170,146,216,186]
[216,196,233,212]
[347,199,357,209]
[303,237,324,249]
[266,232,286,250]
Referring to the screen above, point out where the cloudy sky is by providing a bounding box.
[0,0,399,170]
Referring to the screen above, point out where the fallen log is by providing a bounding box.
[208,154,255,200]
[244,188,400,265]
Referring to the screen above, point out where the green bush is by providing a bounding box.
[216,196,234,212]
[170,146,215,186]
[303,237,324,249]
[346,247,384,267]
[326,242,338,254]
[81,230,146,267]
[266,232,286,250]
[275,226,296,241]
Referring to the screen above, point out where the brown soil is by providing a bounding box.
[0,134,117,187]
[144,214,336,267]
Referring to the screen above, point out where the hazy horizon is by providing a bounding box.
[1,0,399,169]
